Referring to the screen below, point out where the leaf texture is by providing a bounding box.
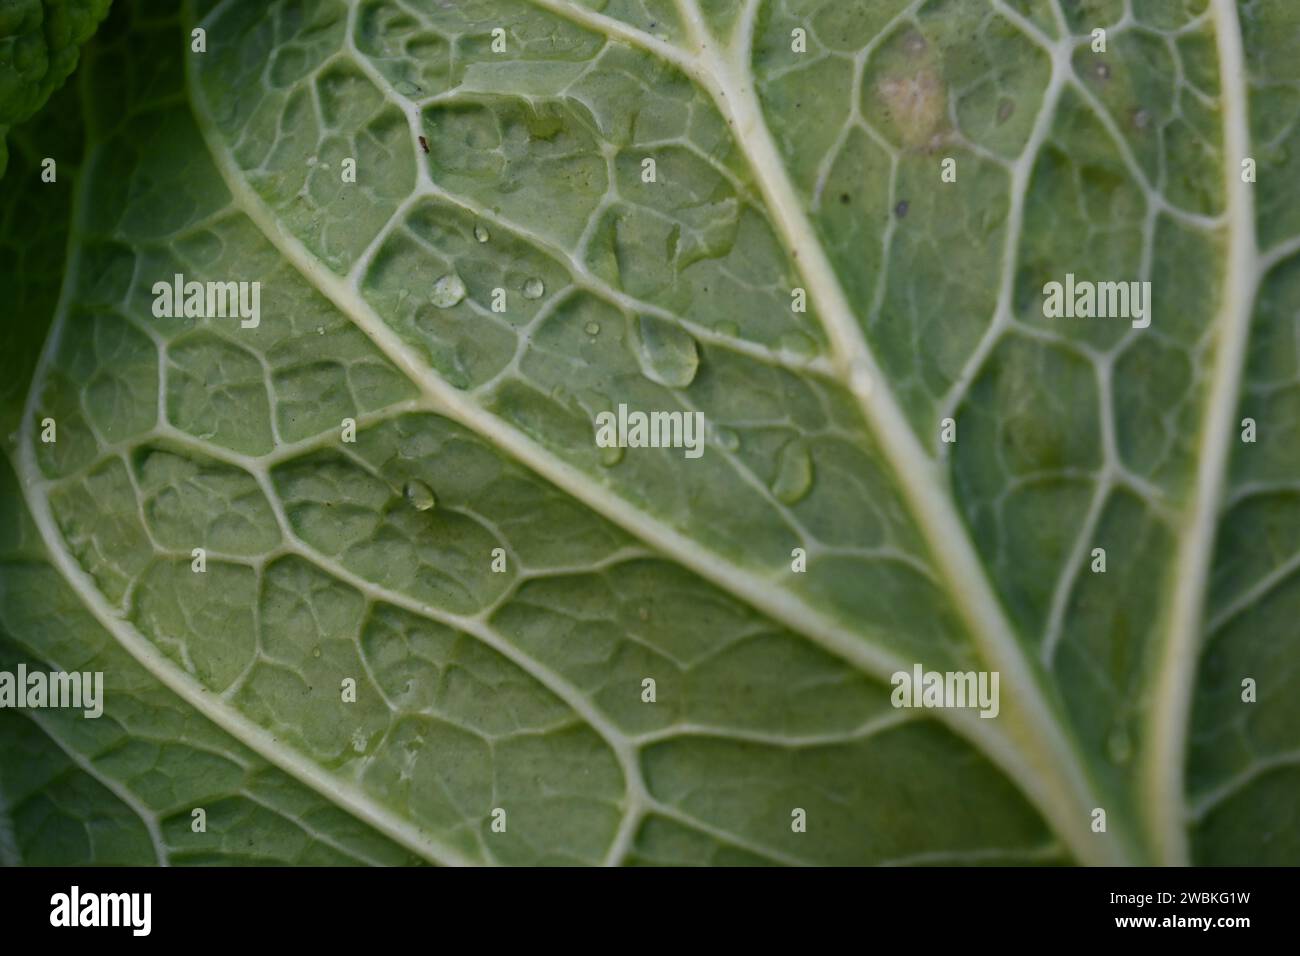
[2,0,1299,866]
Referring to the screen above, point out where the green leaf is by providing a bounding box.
[2,0,1298,865]
[0,0,113,177]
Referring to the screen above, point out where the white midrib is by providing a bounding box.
[1143,0,1260,867]
[664,0,1132,864]
[519,0,1129,865]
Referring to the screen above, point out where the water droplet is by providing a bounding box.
[474,224,490,243]
[635,315,699,388]
[599,443,625,467]
[430,273,466,308]
[584,321,601,336]
[771,439,813,504]
[714,320,740,337]
[312,646,322,659]
[713,426,740,452]
[522,277,545,299]
[778,331,817,360]
[403,479,436,511]
[1106,726,1132,765]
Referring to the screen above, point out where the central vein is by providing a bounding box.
[665,0,1132,865]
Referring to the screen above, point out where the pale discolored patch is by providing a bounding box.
[874,68,948,149]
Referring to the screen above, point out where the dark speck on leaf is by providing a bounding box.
[895,200,910,219]
[840,193,850,205]
[418,135,429,153]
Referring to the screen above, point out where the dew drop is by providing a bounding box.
[312,646,322,659]
[1107,725,1132,764]
[430,273,466,308]
[713,426,740,452]
[474,224,490,243]
[778,331,817,360]
[403,479,437,511]
[635,314,699,388]
[522,277,545,299]
[599,443,625,467]
[771,439,814,504]
[714,320,740,337]
[584,321,601,336]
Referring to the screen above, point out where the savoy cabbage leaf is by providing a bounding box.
[1,0,1298,866]
[0,0,113,178]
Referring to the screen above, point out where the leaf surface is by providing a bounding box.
[3,0,1299,865]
